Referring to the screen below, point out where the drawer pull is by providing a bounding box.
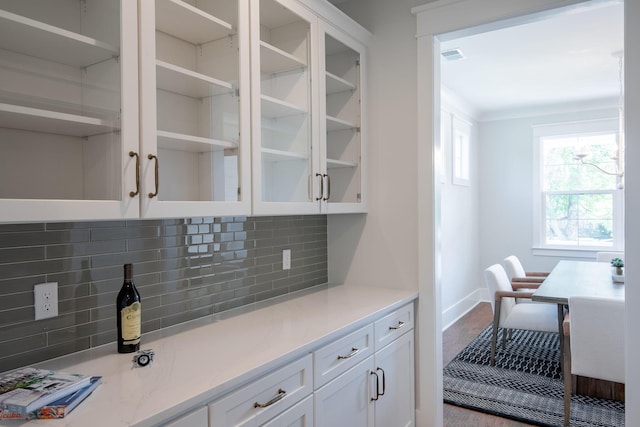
[337,347,360,360]
[254,388,286,408]
[389,321,405,330]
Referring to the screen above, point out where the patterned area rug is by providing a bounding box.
[444,326,625,426]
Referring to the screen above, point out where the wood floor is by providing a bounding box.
[443,302,536,427]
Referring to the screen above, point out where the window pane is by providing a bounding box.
[542,134,618,191]
[545,193,613,247]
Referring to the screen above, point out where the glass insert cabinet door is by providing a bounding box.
[320,24,365,213]
[0,0,139,222]
[251,0,320,215]
[139,0,251,218]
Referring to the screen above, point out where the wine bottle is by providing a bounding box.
[116,263,141,353]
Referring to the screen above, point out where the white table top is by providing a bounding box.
[532,260,625,305]
[3,285,417,427]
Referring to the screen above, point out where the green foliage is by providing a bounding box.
[611,257,624,267]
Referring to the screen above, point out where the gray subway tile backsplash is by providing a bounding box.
[0,215,328,372]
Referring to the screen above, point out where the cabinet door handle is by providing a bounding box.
[376,367,386,396]
[148,154,159,198]
[389,321,405,330]
[370,371,380,401]
[337,347,360,360]
[254,388,286,408]
[323,173,330,201]
[128,151,140,197]
[315,173,324,201]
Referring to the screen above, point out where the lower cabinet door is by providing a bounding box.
[374,332,415,427]
[314,357,374,427]
[262,395,314,427]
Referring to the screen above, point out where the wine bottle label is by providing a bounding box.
[121,301,141,344]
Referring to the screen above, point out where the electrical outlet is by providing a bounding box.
[34,282,58,320]
[282,249,291,270]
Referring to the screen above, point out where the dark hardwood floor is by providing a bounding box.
[443,302,536,427]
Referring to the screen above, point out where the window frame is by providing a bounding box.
[532,118,624,253]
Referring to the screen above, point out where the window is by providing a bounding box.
[533,119,624,251]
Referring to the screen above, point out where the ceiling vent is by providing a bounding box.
[441,48,465,61]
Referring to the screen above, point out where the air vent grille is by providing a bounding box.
[441,48,465,61]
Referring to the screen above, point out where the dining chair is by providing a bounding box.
[503,255,549,285]
[484,264,558,366]
[563,296,625,426]
[595,251,625,263]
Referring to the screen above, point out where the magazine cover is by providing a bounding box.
[33,376,102,419]
[0,367,91,418]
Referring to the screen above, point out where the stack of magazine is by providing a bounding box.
[0,367,102,419]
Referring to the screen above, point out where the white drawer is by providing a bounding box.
[374,303,414,351]
[262,395,314,427]
[313,324,374,389]
[208,354,312,427]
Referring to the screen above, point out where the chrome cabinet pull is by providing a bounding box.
[148,154,159,198]
[315,173,324,201]
[128,151,140,197]
[389,321,405,330]
[254,388,286,408]
[337,347,360,360]
[323,173,330,201]
[377,367,386,396]
[370,371,380,401]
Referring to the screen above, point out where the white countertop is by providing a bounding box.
[2,285,417,427]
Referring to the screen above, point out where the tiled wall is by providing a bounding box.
[0,215,328,372]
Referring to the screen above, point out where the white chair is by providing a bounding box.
[563,296,625,426]
[484,264,558,366]
[503,255,549,285]
[595,251,624,263]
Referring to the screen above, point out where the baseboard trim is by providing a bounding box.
[442,288,489,331]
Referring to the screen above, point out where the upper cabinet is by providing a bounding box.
[139,0,252,218]
[0,0,139,222]
[319,22,366,214]
[250,0,320,215]
[0,0,369,223]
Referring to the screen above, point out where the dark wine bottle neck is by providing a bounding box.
[124,264,133,282]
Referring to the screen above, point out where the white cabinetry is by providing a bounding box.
[0,0,139,222]
[314,303,415,427]
[138,0,251,218]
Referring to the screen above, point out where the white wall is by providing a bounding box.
[478,106,618,273]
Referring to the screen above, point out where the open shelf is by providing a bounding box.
[0,9,119,68]
[155,0,233,45]
[156,60,233,98]
[0,103,117,137]
[260,41,307,74]
[261,95,307,119]
[157,130,236,152]
[326,71,355,95]
[262,148,309,162]
[327,115,357,132]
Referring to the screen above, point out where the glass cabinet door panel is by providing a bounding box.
[148,0,245,205]
[254,0,316,206]
[0,0,125,204]
[323,32,363,209]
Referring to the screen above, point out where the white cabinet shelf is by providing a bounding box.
[157,130,236,153]
[260,41,307,74]
[327,115,357,132]
[262,148,308,162]
[327,158,357,169]
[326,71,355,95]
[156,60,233,99]
[155,0,233,45]
[0,9,118,68]
[261,94,307,118]
[0,103,117,137]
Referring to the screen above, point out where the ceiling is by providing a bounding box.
[440,1,624,120]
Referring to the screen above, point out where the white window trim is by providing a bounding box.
[532,117,624,253]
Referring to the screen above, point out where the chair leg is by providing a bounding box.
[491,299,501,366]
[502,328,508,348]
[563,332,572,426]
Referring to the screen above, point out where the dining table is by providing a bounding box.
[532,259,625,377]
